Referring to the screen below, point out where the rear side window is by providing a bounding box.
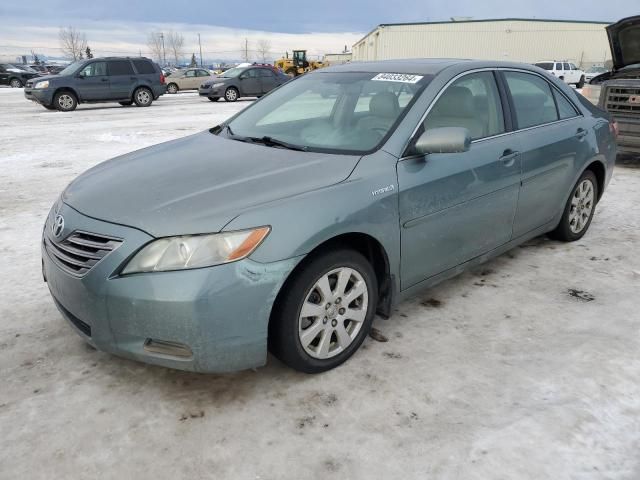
[555,63,562,70]
[425,71,505,140]
[535,62,553,71]
[553,89,579,119]
[504,71,558,129]
[108,60,134,76]
[132,60,156,74]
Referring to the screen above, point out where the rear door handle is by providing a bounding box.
[576,128,588,139]
[101,77,109,82]
[499,149,520,167]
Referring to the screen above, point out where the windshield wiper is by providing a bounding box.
[225,129,307,151]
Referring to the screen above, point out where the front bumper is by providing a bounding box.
[24,87,54,105]
[613,116,640,154]
[42,202,300,373]
[199,85,224,97]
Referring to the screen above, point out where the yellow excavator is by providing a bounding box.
[274,50,325,76]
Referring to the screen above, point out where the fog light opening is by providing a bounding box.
[143,339,193,359]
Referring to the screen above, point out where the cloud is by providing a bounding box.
[0,17,362,63]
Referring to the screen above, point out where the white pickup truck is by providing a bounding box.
[535,61,586,88]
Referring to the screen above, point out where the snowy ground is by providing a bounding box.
[1,88,639,479]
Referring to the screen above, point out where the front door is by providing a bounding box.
[0,65,8,85]
[108,60,136,99]
[238,68,261,96]
[75,61,109,100]
[398,71,521,289]
[501,70,589,236]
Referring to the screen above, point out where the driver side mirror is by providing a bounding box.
[411,127,471,156]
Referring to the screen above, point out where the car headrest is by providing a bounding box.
[435,86,476,117]
[369,92,400,118]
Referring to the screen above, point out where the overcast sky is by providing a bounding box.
[0,0,635,62]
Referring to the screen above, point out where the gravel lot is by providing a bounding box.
[1,88,639,480]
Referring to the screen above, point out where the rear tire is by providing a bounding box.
[9,78,23,88]
[549,170,598,242]
[224,87,239,102]
[53,91,77,111]
[167,83,179,94]
[44,105,57,111]
[208,96,219,102]
[133,87,153,107]
[269,249,378,373]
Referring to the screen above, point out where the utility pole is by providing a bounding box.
[244,38,249,62]
[198,33,203,67]
[160,32,166,66]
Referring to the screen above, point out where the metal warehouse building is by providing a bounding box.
[352,18,612,68]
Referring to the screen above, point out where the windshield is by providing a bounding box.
[587,66,607,73]
[58,61,83,76]
[535,62,554,70]
[224,71,431,154]
[219,67,245,78]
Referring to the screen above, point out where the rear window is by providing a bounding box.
[132,60,156,74]
[535,62,553,70]
[109,60,134,76]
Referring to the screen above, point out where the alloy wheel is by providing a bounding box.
[568,179,595,234]
[298,267,369,359]
[58,94,74,110]
[136,89,151,105]
[226,89,237,101]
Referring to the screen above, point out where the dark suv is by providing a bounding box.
[0,64,40,88]
[24,57,166,111]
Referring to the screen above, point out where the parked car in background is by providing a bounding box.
[23,57,166,111]
[29,65,51,75]
[582,15,640,154]
[0,63,40,87]
[535,60,586,88]
[199,65,289,102]
[43,59,616,374]
[585,65,608,82]
[45,65,66,75]
[165,68,216,93]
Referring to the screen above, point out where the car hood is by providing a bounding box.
[63,131,360,237]
[607,15,640,71]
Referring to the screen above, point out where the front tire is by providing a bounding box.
[576,76,585,88]
[549,170,598,242]
[167,83,179,94]
[269,249,378,373]
[9,78,23,88]
[119,101,133,106]
[224,87,239,102]
[133,87,153,107]
[208,96,219,102]
[53,91,77,111]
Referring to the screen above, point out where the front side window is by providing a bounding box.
[80,62,107,77]
[225,71,431,154]
[185,70,196,77]
[504,71,558,129]
[108,60,134,76]
[563,63,571,71]
[570,63,578,70]
[242,69,258,79]
[257,68,275,78]
[197,69,210,77]
[424,71,504,140]
[555,63,563,70]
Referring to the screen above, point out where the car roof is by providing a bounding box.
[319,58,546,75]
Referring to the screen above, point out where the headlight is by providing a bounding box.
[212,82,225,88]
[34,80,49,89]
[121,227,270,274]
[581,84,601,105]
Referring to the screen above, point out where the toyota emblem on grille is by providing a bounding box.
[52,215,65,238]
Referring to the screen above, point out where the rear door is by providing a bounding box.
[75,61,109,100]
[257,68,278,94]
[108,60,136,99]
[397,70,522,288]
[501,70,589,237]
[238,68,261,96]
[563,62,575,83]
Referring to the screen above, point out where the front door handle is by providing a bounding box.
[499,149,520,167]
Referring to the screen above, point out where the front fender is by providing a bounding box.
[223,150,401,286]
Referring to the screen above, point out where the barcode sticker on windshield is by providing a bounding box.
[371,73,423,83]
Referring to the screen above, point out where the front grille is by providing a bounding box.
[44,230,122,277]
[605,86,640,115]
[26,80,33,88]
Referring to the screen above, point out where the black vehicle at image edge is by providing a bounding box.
[24,57,166,111]
[0,64,40,88]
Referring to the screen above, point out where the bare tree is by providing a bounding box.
[256,39,271,63]
[166,31,185,66]
[59,27,87,61]
[147,32,164,64]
